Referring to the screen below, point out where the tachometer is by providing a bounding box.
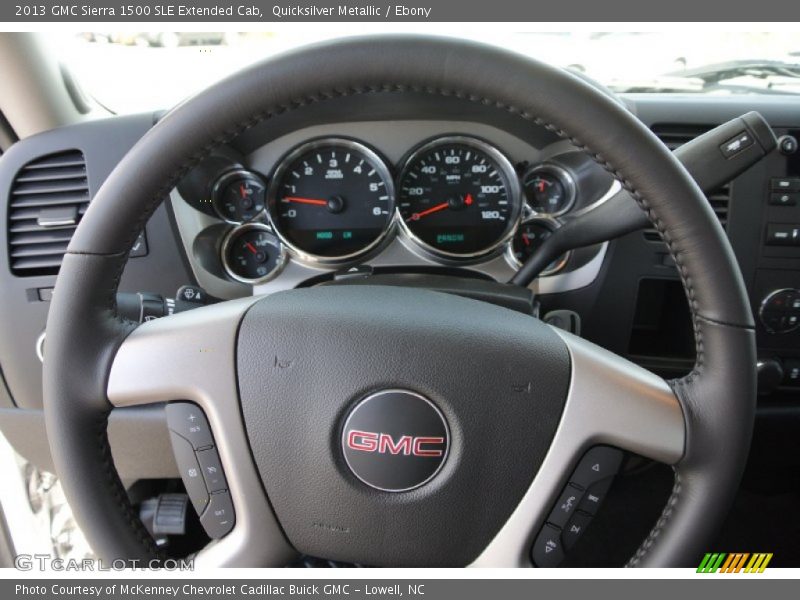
[397,136,521,258]
[267,139,395,263]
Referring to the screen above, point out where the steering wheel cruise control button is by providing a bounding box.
[570,446,623,489]
[196,448,228,493]
[200,491,235,539]
[165,402,214,450]
[168,432,210,515]
[532,524,565,568]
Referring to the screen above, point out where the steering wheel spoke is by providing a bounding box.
[107,297,295,567]
[472,328,684,567]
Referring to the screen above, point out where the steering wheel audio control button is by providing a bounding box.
[196,447,228,493]
[577,477,614,515]
[533,447,622,566]
[547,484,584,528]
[562,510,593,551]
[168,432,210,515]
[200,491,235,539]
[570,446,623,489]
[166,402,214,450]
[531,524,565,568]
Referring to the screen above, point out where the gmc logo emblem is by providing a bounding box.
[346,429,445,457]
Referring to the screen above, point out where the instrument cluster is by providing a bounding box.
[200,135,581,284]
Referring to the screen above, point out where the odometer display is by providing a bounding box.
[397,137,521,258]
[267,139,395,262]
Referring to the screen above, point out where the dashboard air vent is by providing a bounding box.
[7,150,89,276]
[643,125,731,241]
[650,124,715,150]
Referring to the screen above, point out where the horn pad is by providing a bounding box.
[237,285,571,566]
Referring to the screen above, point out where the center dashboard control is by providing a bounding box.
[165,402,235,539]
[765,223,800,246]
[777,135,798,155]
[532,446,623,567]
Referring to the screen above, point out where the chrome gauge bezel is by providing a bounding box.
[396,135,523,262]
[758,287,800,334]
[266,137,397,267]
[221,222,287,285]
[505,216,572,276]
[212,169,269,224]
[522,163,577,217]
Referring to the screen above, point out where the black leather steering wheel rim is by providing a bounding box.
[43,35,756,567]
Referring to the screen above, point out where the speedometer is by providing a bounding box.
[267,138,395,264]
[397,136,521,259]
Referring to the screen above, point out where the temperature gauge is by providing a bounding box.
[213,170,267,223]
[221,223,286,284]
[523,164,576,217]
[508,219,570,276]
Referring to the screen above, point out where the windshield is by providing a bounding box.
[56,30,800,114]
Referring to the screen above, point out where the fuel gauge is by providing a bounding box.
[221,223,286,284]
[213,170,267,223]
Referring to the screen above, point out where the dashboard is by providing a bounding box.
[0,91,798,483]
[172,120,614,300]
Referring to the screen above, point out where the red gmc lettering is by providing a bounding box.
[378,434,413,455]
[347,430,378,452]
[347,430,444,457]
[413,437,445,457]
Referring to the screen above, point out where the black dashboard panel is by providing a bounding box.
[580,96,800,393]
[0,91,798,476]
[0,113,194,412]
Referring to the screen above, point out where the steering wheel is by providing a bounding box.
[43,36,756,567]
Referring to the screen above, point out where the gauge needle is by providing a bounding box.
[240,184,248,198]
[245,242,258,254]
[408,202,449,221]
[522,233,531,247]
[283,196,328,206]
